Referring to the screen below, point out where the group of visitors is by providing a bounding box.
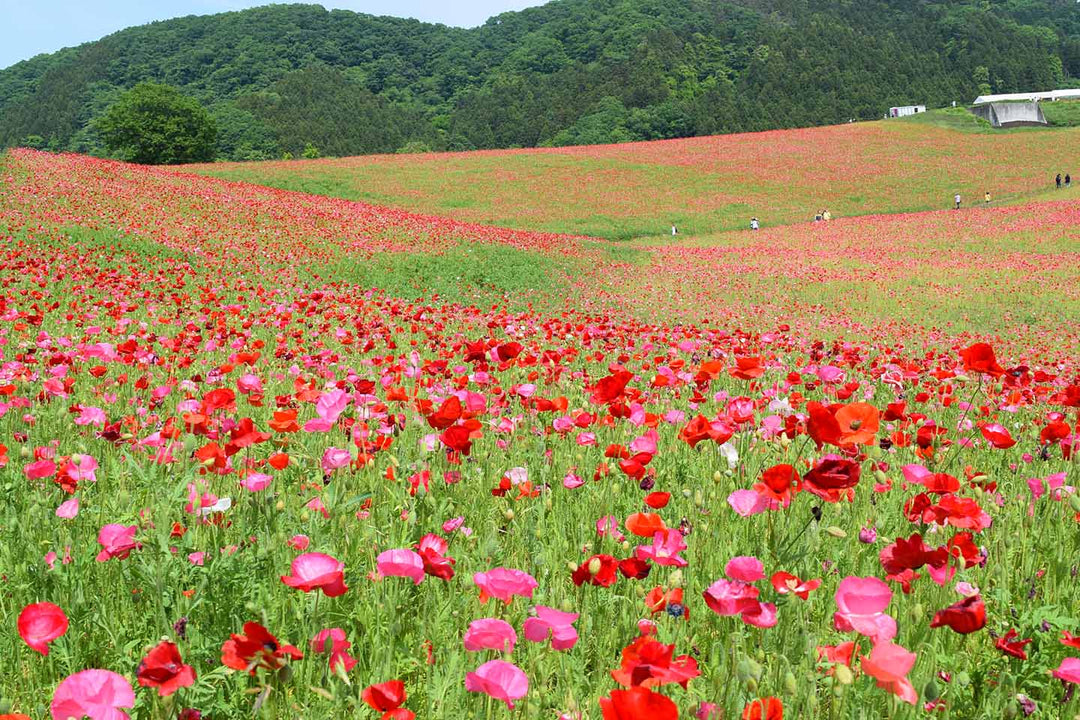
[953,191,994,210]
[813,209,832,222]
[1056,173,1072,189]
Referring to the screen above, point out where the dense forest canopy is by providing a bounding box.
[2,0,1078,160]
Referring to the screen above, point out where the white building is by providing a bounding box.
[889,105,926,117]
[973,89,1080,105]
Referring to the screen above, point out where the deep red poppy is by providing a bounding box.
[930,595,987,634]
[221,622,303,674]
[599,686,678,720]
[137,641,196,696]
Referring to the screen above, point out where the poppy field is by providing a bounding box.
[1,144,1079,720]
[194,121,1080,239]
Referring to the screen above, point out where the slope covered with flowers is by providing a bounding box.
[0,148,1078,720]
[194,121,1080,239]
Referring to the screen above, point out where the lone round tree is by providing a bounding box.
[98,83,217,164]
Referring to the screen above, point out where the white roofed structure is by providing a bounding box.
[973,89,1080,105]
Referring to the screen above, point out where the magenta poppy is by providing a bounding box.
[281,552,348,596]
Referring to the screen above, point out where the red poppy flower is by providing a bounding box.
[979,423,1016,449]
[618,557,652,580]
[644,492,670,509]
[600,686,678,720]
[742,697,783,719]
[930,595,986,634]
[572,554,619,587]
[17,601,68,655]
[834,402,880,446]
[362,680,407,713]
[802,457,861,503]
[994,629,1031,660]
[756,464,800,503]
[806,402,842,447]
[221,622,303,674]
[610,634,700,689]
[625,512,666,537]
[960,343,1004,377]
[137,641,196,696]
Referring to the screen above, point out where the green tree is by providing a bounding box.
[96,82,217,164]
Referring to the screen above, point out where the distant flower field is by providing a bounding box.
[193,121,1080,239]
[0,146,1078,720]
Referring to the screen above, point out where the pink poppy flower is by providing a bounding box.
[281,553,348,596]
[311,628,357,672]
[727,489,772,517]
[239,473,272,492]
[188,552,205,566]
[463,618,518,653]
[376,549,425,584]
[95,524,140,562]
[18,602,68,655]
[833,576,897,643]
[523,606,579,650]
[288,534,310,550]
[725,556,765,583]
[1052,657,1080,684]
[563,471,585,488]
[740,601,778,628]
[51,669,135,720]
[634,529,688,567]
[321,447,352,473]
[25,459,56,481]
[56,498,80,519]
[861,641,918,705]
[473,568,538,604]
[464,660,529,709]
[702,578,760,616]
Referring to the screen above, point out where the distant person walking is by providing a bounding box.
[1057,173,1063,189]
[750,217,760,231]
[822,209,832,221]
[671,224,678,237]
[984,191,991,205]
[1067,174,1072,188]
[954,193,961,210]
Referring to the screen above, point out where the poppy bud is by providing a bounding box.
[779,434,791,448]
[746,678,758,693]
[566,562,577,572]
[275,500,285,511]
[826,526,846,538]
[783,670,797,695]
[301,512,310,522]
[587,557,602,575]
[736,658,761,684]
[1069,494,1080,513]
[834,664,854,685]
[504,509,514,521]
[911,603,925,620]
[560,598,574,613]
[19,446,31,459]
[873,469,888,484]
[712,471,723,483]
[620,540,630,551]
[668,569,683,588]
[693,490,704,507]
[923,679,940,702]
[1003,700,1019,719]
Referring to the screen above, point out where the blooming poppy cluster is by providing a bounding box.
[0,148,1078,718]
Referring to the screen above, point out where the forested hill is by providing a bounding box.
[3,0,1079,160]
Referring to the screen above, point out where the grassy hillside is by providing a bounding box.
[192,120,1080,238]
[3,0,1080,160]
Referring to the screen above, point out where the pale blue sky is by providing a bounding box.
[0,1,547,69]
